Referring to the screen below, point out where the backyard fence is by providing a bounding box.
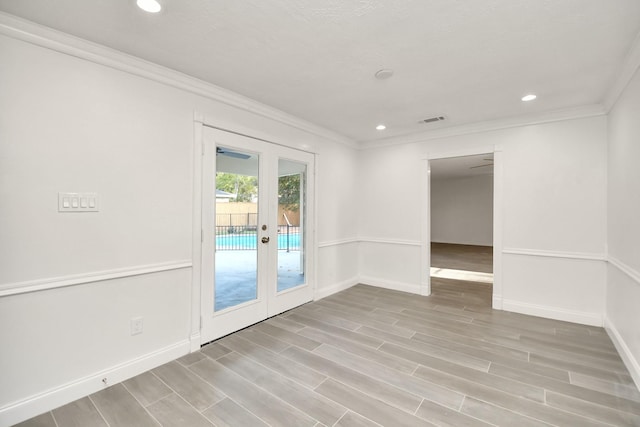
[215,213,300,251]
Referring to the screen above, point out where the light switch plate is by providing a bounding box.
[58,192,99,212]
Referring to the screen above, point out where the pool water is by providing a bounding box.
[216,233,300,250]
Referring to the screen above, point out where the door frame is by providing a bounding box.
[420,145,503,309]
[191,116,317,348]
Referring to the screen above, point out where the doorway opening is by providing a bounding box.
[429,153,494,308]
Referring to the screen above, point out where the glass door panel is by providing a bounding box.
[214,146,259,311]
[200,126,314,344]
[277,159,307,292]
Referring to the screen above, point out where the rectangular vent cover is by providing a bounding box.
[420,116,446,124]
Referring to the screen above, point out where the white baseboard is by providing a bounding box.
[314,277,359,300]
[604,316,640,392]
[0,340,190,427]
[492,294,503,310]
[502,299,603,327]
[190,332,202,352]
[358,276,422,295]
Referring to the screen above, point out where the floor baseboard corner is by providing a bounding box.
[314,277,358,301]
[604,316,640,392]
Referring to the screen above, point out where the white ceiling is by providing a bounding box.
[1,1,639,144]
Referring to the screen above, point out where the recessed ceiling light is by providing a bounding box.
[521,94,537,102]
[376,124,386,130]
[375,69,394,80]
[137,0,162,13]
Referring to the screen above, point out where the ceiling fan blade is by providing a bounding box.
[216,147,251,159]
[470,164,494,169]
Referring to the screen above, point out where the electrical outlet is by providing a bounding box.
[131,317,143,335]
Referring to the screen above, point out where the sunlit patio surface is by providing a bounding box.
[214,250,304,311]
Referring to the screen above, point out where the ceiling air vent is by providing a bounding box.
[419,116,446,124]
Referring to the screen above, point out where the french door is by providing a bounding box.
[201,127,315,343]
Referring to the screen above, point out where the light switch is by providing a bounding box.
[59,192,99,212]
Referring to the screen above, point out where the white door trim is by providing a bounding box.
[421,145,504,309]
[194,122,316,346]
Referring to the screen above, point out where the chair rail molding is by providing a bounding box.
[608,255,640,285]
[503,248,607,262]
[0,261,192,297]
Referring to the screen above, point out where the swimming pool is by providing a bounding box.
[216,233,300,250]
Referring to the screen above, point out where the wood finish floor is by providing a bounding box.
[17,282,640,427]
[431,243,494,274]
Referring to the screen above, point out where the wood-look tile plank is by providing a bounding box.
[217,351,347,426]
[146,394,214,427]
[297,326,419,374]
[281,346,423,413]
[189,358,316,427]
[413,366,609,427]
[357,325,491,372]
[401,307,474,324]
[315,379,434,427]
[315,299,398,323]
[570,371,640,402]
[380,342,545,403]
[414,399,493,427]
[411,332,570,382]
[152,361,225,411]
[314,343,465,410]
[489,362,640,415]
[288,306,362,330]
[529,352,636,385]
[175,350,207,366]
[546,391,640,427]
[394,312,521,341]
[218,333,327,388]
[527,345,628,374]
[320,296,378,314]
[286,313,384,348]
[200,342,233,360]
[265,315,307,332]
[520,334,625,364]
[122,371,172,407]
[334,410,382,427]
[201,398,268,427]
[412,330,531,363]
[235,328,291,353]
[460,396,552,427]
[252,322,321,350]
[14,411,57,427]
[51,397,108,427]
[90,384,160,427]
[312,305,415,337]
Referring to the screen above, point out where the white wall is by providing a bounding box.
[431,174,494,246]
[605,64,640,388]
[0,27,359,425]
[358,116,607,325]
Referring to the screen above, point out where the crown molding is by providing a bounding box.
[358,104,607,150]
[0,12,357,149]
[604,29,640,112]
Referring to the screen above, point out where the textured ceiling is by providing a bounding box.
[1,0,639,144]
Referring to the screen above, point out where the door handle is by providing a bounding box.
[261,236,270,244]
